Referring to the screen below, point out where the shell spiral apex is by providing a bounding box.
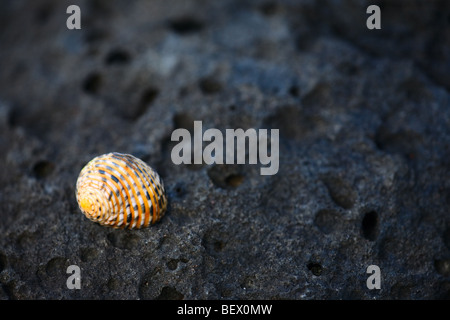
[75,152,167,229]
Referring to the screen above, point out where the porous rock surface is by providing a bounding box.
[0,0,449,299]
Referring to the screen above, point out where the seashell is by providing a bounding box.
[76,152,167,229]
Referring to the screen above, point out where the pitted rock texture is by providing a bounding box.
[0,0,449,299]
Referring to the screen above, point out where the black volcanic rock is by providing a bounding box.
[0,0,449,299]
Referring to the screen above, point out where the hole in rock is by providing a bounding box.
[361,211,379,241]
[105,48,131,65]
[307,262,323,276]
[32,160,55,179]
[156,286,184,300]
[82,72,102,95]
[168,16,204,35]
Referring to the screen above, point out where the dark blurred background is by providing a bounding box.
[0,0,449,299]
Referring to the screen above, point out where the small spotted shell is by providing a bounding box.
[75,152,167,229]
